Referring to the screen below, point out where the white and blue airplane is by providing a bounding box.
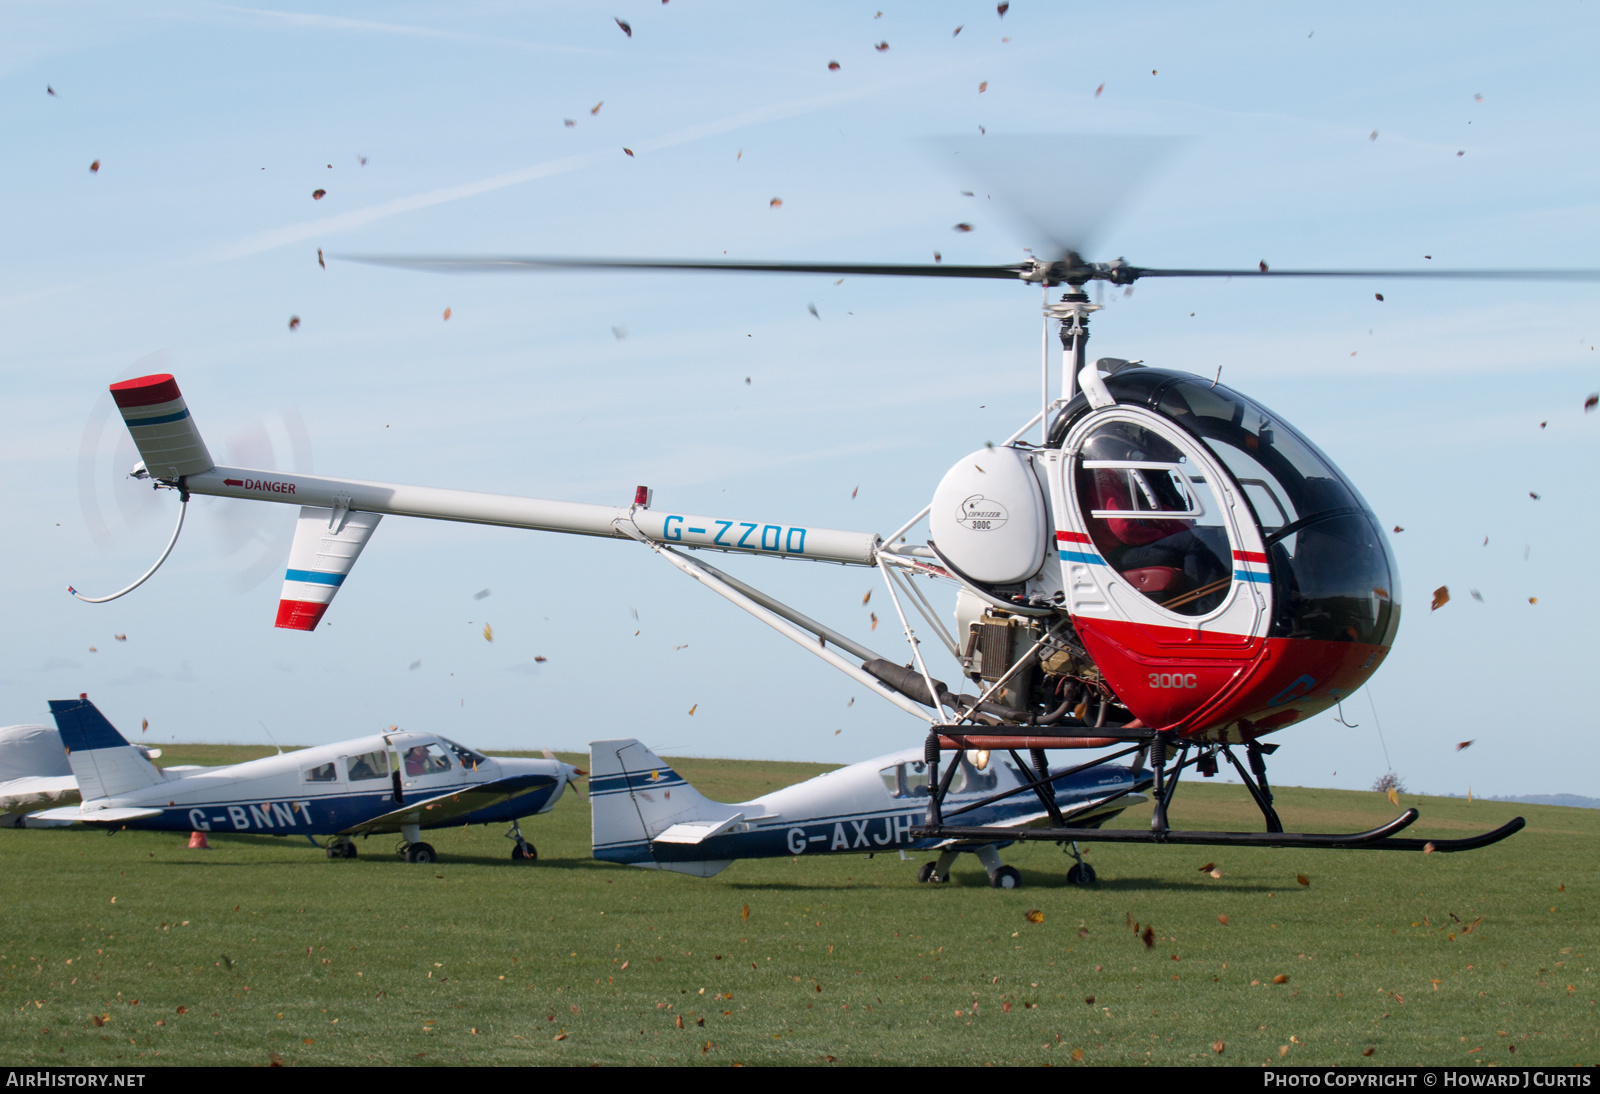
[590,739,1152,888]
[33,696,582,863]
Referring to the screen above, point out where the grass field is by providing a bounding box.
[0,746,1592,1067]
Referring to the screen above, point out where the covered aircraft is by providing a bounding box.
[590,738,1151,887]
[0,723,82,825]
[34,697,582,863]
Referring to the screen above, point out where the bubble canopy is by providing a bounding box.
[1052,368,1401,647]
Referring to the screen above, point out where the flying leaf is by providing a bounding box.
[1141,926,1155,949]
[741,903,749,922]
[1272,974,1289,984]
[1529,491,1540,500]
[1217,915,1229,925]
[1363,1047,1375,1057]
[1586,393,1598,412]
[1375,293,1384,301]
[997,2,1009,14]
[1024,909,1044,924]
[483,623,494,642]
[1296,874,1310,887]
[312,189,326,200]
[1095,82,1105,97]
[614,17,632,37]
[807,302,819,319]
[288,316,301,331]
[874,41,889,51]
[1456,740,1474,751]
[676,1014,683,1029]
[1387,786,1400,806]
[474,588,491,600]
[933,251,942,262]
[1431,586,1450,611]
[1213,1040,1225,1054]
[861,590,871,605]
[978,81,988,93]
[442,308,452,320]
[953,25,963,36]
[851,485,858,499]
[828,61,840,71]
[1370,131,1379,141]
[869,612,878,631]
[953,223,973,232]
[89,160,100,173]
[564,119,576,127]
[1259,260,1269,273]
[770,197,782,208]
[591,101,603,115]
[317,249,325,270]
[1470,589,1483,602]
[141,719,148,733]
[1423,842,1436,854]
[1393,525,1403,533]
[688,704,697,716]
[623,148,634,157]
[47,85,56,96]
[1197,862,1214,872]
[1528,596,1538,604]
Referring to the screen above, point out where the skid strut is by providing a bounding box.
[912,727,1525,853]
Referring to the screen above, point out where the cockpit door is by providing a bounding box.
[1056,406,1268,645]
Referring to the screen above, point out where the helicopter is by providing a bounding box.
[76,229,1598,862]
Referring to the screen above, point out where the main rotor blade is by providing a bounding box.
[340,254,1031,281]
[1126,266,1600,282]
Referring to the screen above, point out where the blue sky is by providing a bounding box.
[4,2,1598,799]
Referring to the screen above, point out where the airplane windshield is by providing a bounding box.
[438,738,487,770]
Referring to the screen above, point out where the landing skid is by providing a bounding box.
[911,727,1525,856]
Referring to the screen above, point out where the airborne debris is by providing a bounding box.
[614,17,632,37]
[1430,586,1449,611]
[312,189,326,200]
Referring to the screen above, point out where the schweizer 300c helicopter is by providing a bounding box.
[79,191,1600,876]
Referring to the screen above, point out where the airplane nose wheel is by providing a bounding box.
[1064,841,1096,885]
[505,820,538,862]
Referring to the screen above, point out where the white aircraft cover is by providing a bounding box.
[0,724,79,819]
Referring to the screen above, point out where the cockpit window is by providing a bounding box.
[401,743,453,778]
[1074,420,1233,616]
[1152,377,1399,644]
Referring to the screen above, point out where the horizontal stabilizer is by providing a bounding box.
[31,805,164,824]
[338,773,558,835]
[109,374,215,479]
[275,505,383,631]
[49,698,165,801]
[653,813,745,845]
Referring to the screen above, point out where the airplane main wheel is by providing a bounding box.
[990,865,1022,890]
[1067,863,1097,886]
[342,843,358,859]
[511,844,537,862]
[917,862,944,884]
[405,843,437,864]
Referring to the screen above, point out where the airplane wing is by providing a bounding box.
[30,805,164,824]
[942,791,1149,843]
[338,773,559,836]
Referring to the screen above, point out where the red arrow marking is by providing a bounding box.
[223,478,243,486]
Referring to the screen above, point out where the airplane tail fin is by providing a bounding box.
[588,739,737,877]
[48,698,165,802]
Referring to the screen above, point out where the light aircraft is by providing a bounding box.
[590,738,1150,887]
[77,142,1571,857]
[32,696,582,863]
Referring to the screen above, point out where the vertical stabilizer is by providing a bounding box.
[588,739,734,876]
[48,699,165,802]
[109,374,215,480]
[275,506,383,630]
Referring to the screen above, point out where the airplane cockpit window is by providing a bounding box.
[439,738,487,771]
[881,758,996,799]
[303,761,337,783]
[402,743,453,778]
[346,750,389,782]
[1074,420,1233,616]
[1152,377,1399,645]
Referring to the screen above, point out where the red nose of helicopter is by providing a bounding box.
[1048,366,1401,743]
